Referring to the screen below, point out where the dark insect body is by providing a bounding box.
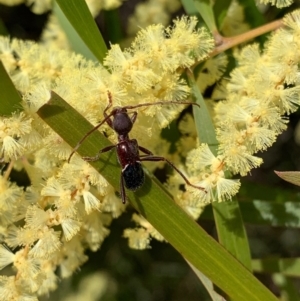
[68,92,205,204]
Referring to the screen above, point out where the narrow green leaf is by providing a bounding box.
[239,181,300,203]
[181,0,198,15]
[55,0,107,63]
[53,2,97,61]
[237,0,265,29]
[236,0,267,45]
[188,72,252,271]
[253,258,300,277]
[202,200,300,228]
[213,0,232,29]
[246,200,300,228]
[272,275,300,301]
[194,0,217,33]
[0,60,22,116]
[189,73,218,147]
[37,92,278,301]
[103,9,123,44]
[213,199,252,270]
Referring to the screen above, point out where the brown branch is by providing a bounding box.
[210,19,283,57]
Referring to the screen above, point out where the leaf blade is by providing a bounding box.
[37,91,278,301]
[194,0,217,33]
[0,60,22,116]
[55,0,107,63]
[202,199,300,228]
[253,258,300,277]
[189,72,252,271]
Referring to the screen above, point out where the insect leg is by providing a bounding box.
[82,144,116,162]
[123,101,200,111]
[138,145,153,155]
[140,155,206,192]
[120,172,127,204]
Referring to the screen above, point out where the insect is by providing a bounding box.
[68,92,205,204]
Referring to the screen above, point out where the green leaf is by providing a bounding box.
[188,72,252,271]
[212,199,252,270]
[53,2,97,61]
[272,275,300,301]
[103,9,123,44]
[189,72,218,147]
[237,0,265,29]
[181,0,198,15]
[0,60,22,116]
[239,181,300,202]
[213,0,232,29]
[253,258,300,277]
[55,0,107,63]
[245,200,300,228]
[37,92,278,301]
[202,199,300,228]
[193,0,217,33]
[235,0,267,45]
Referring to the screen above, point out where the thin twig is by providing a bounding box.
[210,19,283,57]
[3,160,14,181]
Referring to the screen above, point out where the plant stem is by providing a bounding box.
[3,160,14,181]
[210,19,283,57]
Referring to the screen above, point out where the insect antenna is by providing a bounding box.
[123,101,200,111]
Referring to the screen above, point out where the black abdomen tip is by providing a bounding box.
[123,162,145,191]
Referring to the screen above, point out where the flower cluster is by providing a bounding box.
[0,16,213,298]
[124,214,164,249]
[216,10,300,174]
[166,10,300,219]
[258,0,293,8]
[127,0,181,35]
